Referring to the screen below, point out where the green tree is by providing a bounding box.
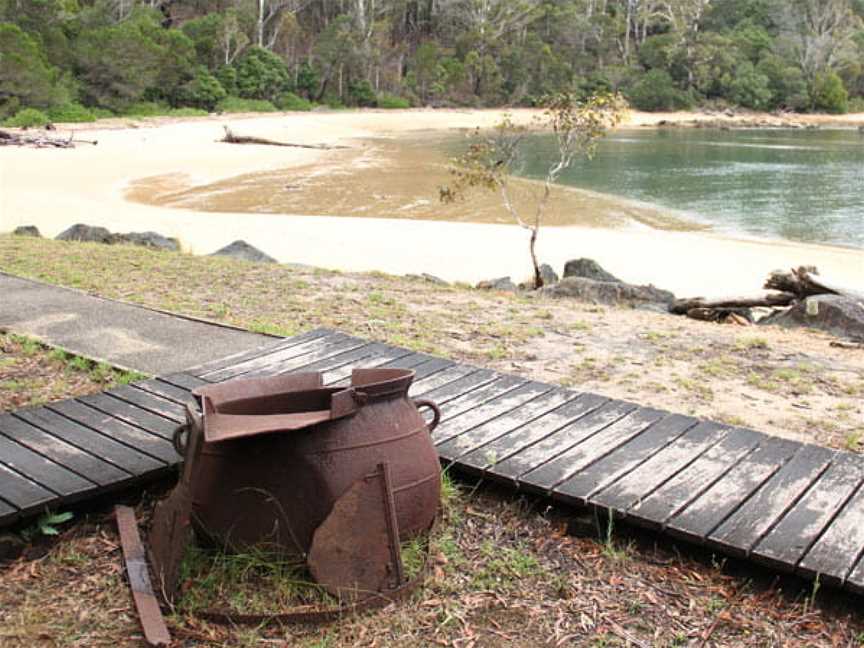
[729,62,773,109]
[442,93,625,288]
[627,69,691,111]
[811,71,849,113]
[234,46,292,101]
[0,23,65,117]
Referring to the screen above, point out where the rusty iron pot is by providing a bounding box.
[179,368,441,556]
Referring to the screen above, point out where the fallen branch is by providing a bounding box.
[764,266,864,301]
[0,128,97,148]
[221,126,347,150]
[670,292,795,315]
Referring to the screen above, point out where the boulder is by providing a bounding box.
[477,276,518,292]
[117,231,180,252]
[541,277,675,306]
[12,225,41,237]
[539,263,559,286]
[210,240,277,264]
[56,223,115,244]
[760,295,864,340]
[562,258,622,284]
[405,273,449,286]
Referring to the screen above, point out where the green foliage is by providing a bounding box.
[295,62,318,99]
[4,107,50,127]
[275,91,312,111]
[122,101,169,117]
[46,102,95,123]
[347,79,376,107]
[0,23,65,117]
[178,67,226,111]
[376,93,410,109]
[627,70,692,112]
[216,96,277,113]
[729,62,773,110]
[22,511,74,540]
[811,72,849,114]
[234,46,291,102]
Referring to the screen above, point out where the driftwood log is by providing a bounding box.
[669,292,795,315]
[764,266,864,301]
[221,126,347,150]
[0,129,97,148]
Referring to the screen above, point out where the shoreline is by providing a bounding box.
[1,108,861,296]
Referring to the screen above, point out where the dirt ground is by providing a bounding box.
[1,239,864,646]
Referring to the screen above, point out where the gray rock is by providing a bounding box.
[56,223,115,244]
[210,240,277,264]
[539,263,559,286]
[562,258,622,284]
[760,295,864,340]
[12,225,41,237]
[541,277,675,306]
[405,273,449,286]
[477,276,518,292]
[117,231,180,252]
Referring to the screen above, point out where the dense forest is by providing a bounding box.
[2,0,864,125]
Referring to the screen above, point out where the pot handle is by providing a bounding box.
[413,399,441,433]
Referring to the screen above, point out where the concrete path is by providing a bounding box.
[0,273,274,375]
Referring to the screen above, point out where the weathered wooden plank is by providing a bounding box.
[752,452,864,571]
[846,552,864,594]
[46,400,176,464]
[708,444,834,557]
[0,462,54,509]
[666,435,800,543]
[225,336,373,381]
[409,365,489,398]
[132,378,194,405]
[628,428,763,529]
[437,389,578,466]
[15,408,165,475]
[0,428,95,496]
[78,393,178,439]
[244,339,378,378]
[798,476,864,586]
[556,414,705,506]
[108,385,186,422]
[396,357,453,380]
[433,382,553,450]
[158,373,210,392]
[590,421,729,514]
[0,413,130,485]
[0,498,17,523]
[524,407,666,492]
[204,332,358,382]
[469,393,610,482]
[493,399,637,487]
[435,375,529,424]
[321,346,418,385]
[188,328,331,376]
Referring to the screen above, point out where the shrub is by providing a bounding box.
[811,72,848,114]
[376,93,410,109]
[847,96,864,113]
[122,101,170,117]
[91,107,116,120]
[347,79,376,107]
[627,70,692,111]
[47,102,96,123]
[216,96,277,113]
[234,47,291,101]
[4,108,50,128]
[168,107,209,117]
[275,91,312,111]
[728,62,772,110]
[178,67,226,112]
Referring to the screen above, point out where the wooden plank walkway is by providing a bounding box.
[2,327,864,594]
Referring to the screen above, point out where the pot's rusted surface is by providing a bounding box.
[186,368,441,556]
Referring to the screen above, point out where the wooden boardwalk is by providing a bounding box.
[2,327,864,594]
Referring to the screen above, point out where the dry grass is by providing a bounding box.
[1,234,861,451]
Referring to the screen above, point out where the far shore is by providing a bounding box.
[1,107,862,297]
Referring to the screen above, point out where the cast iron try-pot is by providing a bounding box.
[174,368,442,558]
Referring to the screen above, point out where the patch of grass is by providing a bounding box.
[736,336,769,351]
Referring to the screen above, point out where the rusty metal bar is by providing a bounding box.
[115,505,171,648]
[378,462,405,588]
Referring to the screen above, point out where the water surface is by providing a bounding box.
[512,128,864,248]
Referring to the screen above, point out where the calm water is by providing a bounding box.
[512,128,864,248]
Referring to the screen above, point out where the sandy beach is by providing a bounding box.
[1,108,862,296]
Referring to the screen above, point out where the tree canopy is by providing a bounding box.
[1,0,863,120]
